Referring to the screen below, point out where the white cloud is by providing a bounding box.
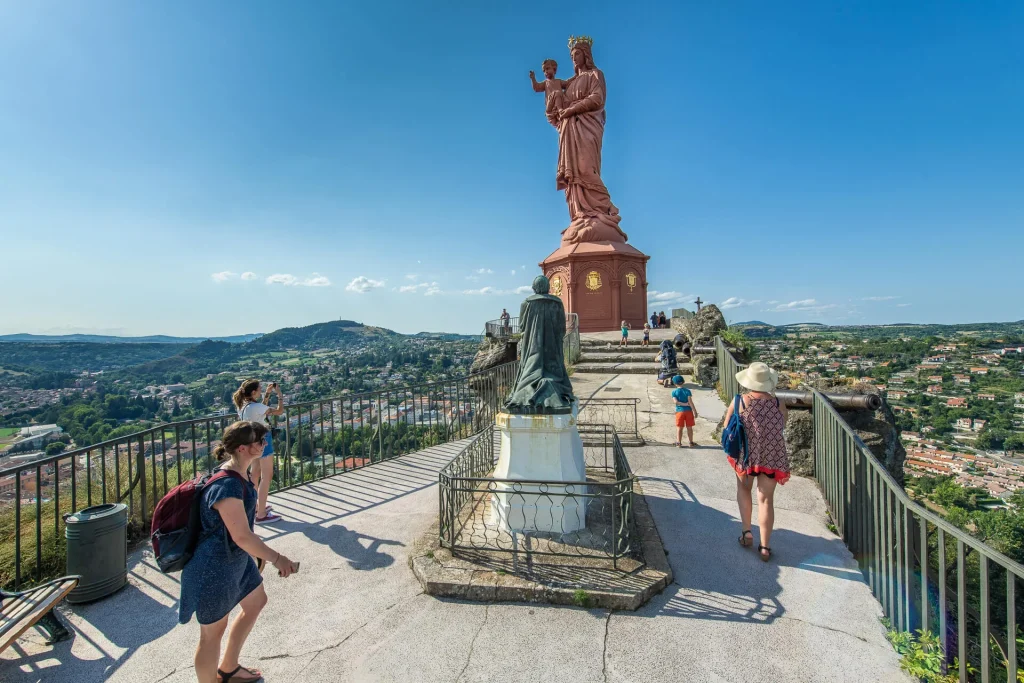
[648,290,683,302]
[265,273,332,287]
[475,268,493,275]
[240,272,257,281]
[862,295,901,301]
[463,286,499,295]
[721,297,761,310]
[398,281,439,294]
[767,300,779,305]
[266,274,297,286]
[211,271,236,283]
[345,276,386,293]
[767,299,838,313]
[465,276,480,282]
[405,273,419,281]
[424,285,442,296]
[514,286,533,295]
[896,303,912,308]
[301,273,331,287]
[510,269,517,275]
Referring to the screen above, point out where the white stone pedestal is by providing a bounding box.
[489,408,587,533]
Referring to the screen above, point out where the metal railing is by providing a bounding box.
[273,361,519,490]
[483,313,580,368]
[578,397,642,445]
[484,317,519,339]
[715,336,1024,681]
[716,335,747,401]
[814,389,1023,682]
[0,413,238,590]
[438,423,637,568]
[0,361,520,591]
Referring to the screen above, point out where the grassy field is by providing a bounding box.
[0,428,19,438]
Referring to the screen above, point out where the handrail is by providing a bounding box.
[0,360,520,590]
[815,390,1024,579]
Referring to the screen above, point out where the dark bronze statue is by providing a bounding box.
[504,276,576,414]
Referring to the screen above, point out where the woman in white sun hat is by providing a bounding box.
[721,362,789,562]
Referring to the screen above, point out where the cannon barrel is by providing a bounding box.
[776,390,881,411]
[690,345,717,355]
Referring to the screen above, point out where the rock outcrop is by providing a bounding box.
[468,337,518,431]
[692,355,719,388]
[673,305,729,388]
[785,380,906,483]
[676,305,727,347]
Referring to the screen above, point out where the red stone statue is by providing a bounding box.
[536,36,650,333]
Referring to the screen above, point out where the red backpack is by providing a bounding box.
[150,469,244,573]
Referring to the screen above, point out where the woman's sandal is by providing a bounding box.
[738,530,753,547]
[758,544,772,562]
[218,664,263,682]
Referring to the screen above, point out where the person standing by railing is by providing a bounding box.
[721,362,790,562]
[233,379,285,524]
[179,421,299,683]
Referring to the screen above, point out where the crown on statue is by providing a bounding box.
[567,35,594,52]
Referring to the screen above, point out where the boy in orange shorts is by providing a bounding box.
[671,375,698,447]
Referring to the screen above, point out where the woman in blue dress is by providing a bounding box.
[178,421,299,682]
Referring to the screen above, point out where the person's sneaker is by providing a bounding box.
[254,512,282,524]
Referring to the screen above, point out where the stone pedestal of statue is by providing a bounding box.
[540,241,651,333]
[489,406,587,533]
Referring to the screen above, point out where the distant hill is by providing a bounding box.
[732,321,771,327]
[247,320,400,351]
[0,333,262,344]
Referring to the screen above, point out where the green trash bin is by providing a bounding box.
[65,503,128,603]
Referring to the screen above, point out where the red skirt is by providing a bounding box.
[727,456,791,485]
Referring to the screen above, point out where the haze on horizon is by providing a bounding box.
[1,2,1021,337]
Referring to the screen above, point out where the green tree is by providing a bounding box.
[45,441,66,456]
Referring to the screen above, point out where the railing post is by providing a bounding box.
[137,434,147,526]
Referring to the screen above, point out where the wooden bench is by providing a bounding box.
[0,576,80,654]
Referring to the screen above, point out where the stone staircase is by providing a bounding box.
[575,340,693,375]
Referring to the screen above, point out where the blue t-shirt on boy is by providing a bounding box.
[671,387,693,412]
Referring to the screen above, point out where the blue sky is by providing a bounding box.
[1,1,1021,336]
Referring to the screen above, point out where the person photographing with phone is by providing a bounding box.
[232,379,285,524]
[178,420,299,683]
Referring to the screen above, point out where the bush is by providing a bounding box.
[45,441,67,456]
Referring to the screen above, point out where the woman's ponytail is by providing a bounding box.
[233,379,260,409]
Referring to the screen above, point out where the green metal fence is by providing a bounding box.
[715,336,747,401]
[0,361,520,591]
[814,390,1023,682]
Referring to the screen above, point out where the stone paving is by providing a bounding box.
[2,337,910,682]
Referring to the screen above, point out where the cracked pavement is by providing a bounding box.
[3,361,910,682]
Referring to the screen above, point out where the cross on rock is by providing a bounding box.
[694,297,703,311]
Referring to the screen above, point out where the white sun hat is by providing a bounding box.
[735,362,779,393]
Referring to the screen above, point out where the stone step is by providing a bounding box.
[574,362,693,375]
[578,343,667,353]
[579,352,660,363]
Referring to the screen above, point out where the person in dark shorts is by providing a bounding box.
[179,421,299,683]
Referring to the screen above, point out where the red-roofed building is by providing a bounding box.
[947,397,967,408]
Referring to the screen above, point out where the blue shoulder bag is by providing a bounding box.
[720,394,749,467]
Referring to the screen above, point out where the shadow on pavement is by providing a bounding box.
[636,476,866,625]
[272,519,404,570]
[0,579,178,683]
